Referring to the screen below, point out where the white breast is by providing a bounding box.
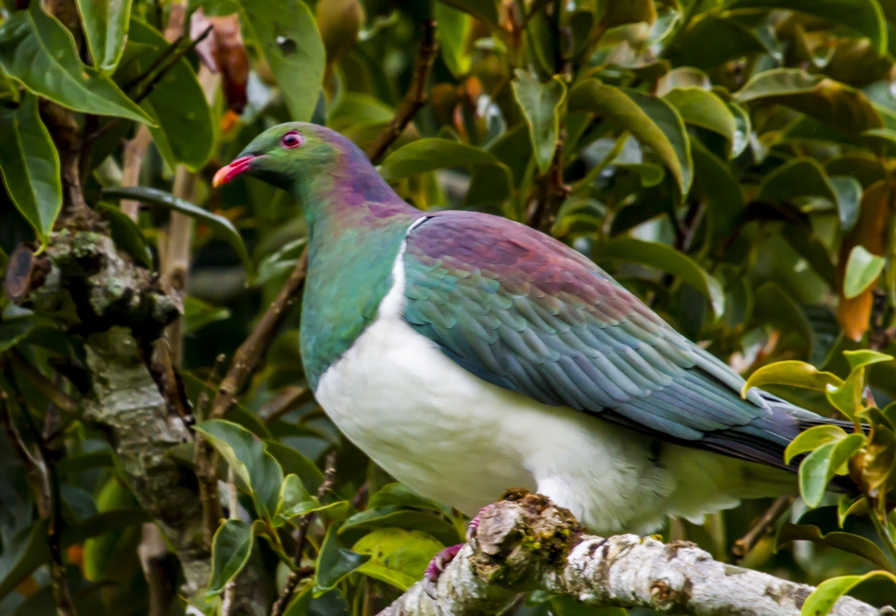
[313,243,793,534]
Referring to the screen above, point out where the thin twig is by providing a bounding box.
[526,132,568,232]
[221,466,238,616]
[207,250,309,421]
[271,452,337,616]
[732,495,795,561]
[260,386,314,425]
[366,21,437,163]
[194,354,228,546]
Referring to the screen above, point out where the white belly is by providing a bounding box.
[313,247,793,534]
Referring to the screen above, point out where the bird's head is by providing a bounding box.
[213,122,351,191]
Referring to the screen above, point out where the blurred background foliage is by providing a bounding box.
[1,0,896,614]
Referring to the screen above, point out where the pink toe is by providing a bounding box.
[424,544,463,581]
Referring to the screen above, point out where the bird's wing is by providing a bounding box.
[402,211,817,469]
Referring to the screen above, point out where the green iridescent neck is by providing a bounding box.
[295,144,422,388]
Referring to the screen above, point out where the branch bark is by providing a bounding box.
[366,20,437,164]
[379,492,890,616]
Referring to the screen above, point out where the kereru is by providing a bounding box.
[214,122,848,537]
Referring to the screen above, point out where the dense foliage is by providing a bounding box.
[1,0,896,614]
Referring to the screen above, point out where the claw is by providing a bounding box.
[423,543,463,598]
[466,505,490,545]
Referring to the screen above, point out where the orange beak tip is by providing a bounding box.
[212,155,256,188]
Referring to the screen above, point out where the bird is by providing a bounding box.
[213,122,849,540]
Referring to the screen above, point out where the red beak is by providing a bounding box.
[213,155,256,187]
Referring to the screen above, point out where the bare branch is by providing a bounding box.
[366,21,437,163]
[732,495,795,562]
[379,492,889,616]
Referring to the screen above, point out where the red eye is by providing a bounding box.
[281,131,303,148]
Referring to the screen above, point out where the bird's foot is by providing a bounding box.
[423,544,462,598]
[465,505,490,544]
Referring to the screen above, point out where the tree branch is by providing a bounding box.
[379,492,890,616]
[366,20,437,164]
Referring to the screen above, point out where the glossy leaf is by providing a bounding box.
[669,16,768,70]
[785,425,849,464]
[275,474,312,524]
[240,0,326,122]
[843,245,885,299]
[434,2,471,77]
[284,587,350,616]
[777,523,896,574]
[194,419,284,520]
[735,69,882,136]
[0,94,60,243]
[314,525,369,593]
[0,3,152,123]
[124,20,214,170]
[663,87,736,144]
[96,202,152,268]
[741,361,844,396]
[76,0,133,73]
[0,519,49,603]
[436,0,498,27]
[799,434,865,507]
[727,0,887,54]
[511,70,566,174]
[379,139,507,181]
[569,80,692,196]
[183,296,231,335]
[842,349,894,370]
[207,519,253,597]
[266,442,325,494]
[339,507,461,547]
[353,529,444,590]
[594,238,724,317]
[0,318,34,353]
[801,571,896,616]
[101,186,252,275]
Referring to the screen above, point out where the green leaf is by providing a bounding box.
[785,425,849,464]
[240,0,325,122]
[826,371,863,422]
[183,296,231,335]
[758,159,862,232]
[340,507,461,547]
[593,238,724,317]
[511,70,566,174]
[124,20,214,170]
[378,139,509,182]
[843,245,885,299]
[0,519,49,603]
[668,16,768,70]
[801,571,896,616]
[742,361,844,396]
[0,319,35,356]
[266,441,325,494]
[435,0,499,28]
[726,0,887,54]
[568,80,692,196]
[842,349,894,371]
[691,139,745,244]
[101,186,252,276]
[0,94,61,244]
[275,474,312,524]
[735,69,882,136]
[434,2,471,77]
[0,3,153,123]
[860,127,896,157]
[207,519,254,597]
[663,87,736,145]
[777,523,896,574]
[799,434,866,507]
[194,420,284,520]
[76,0,133,73]
[353,529,444,590]
[314,524,369,594]
[96,202,153,268]
[284,587,350,616]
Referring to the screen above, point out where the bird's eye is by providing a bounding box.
[281,132,303,148]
